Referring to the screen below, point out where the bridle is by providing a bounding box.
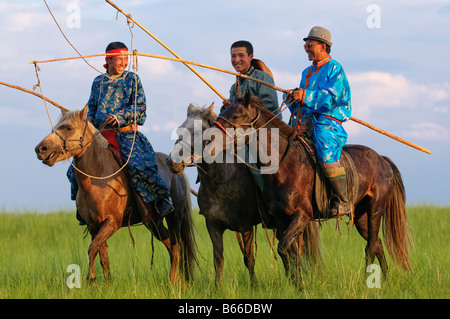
[53,117,105,153]
[212,106,293,171]
[214,108,260,132]
[213,109,261,146]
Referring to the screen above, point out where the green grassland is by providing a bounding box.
[0,205,448,299]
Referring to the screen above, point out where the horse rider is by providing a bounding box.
[67,41,174,225]
[286,26,352,218]
[221,40,281,194]
[222,40,281,119]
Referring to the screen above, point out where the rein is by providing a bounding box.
[213,110,261,166]
[214,109,261,132]
[212,104,292,172]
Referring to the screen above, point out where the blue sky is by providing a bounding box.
[1,0,449,211]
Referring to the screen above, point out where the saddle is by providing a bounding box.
[296,130,359,221]
[101,130,156,225]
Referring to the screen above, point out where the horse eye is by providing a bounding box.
[61,124,73,131]
[232,115,238,120]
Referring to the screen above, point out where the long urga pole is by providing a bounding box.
[0,81,68,112]
[105,0,227,101]
[32,51,432,155]
[103,1,431,155]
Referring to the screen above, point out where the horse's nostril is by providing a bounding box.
[35,143,46,154]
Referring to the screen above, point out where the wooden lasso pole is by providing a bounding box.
[32,52,432,155]
[105,0,226,101]
[133,54,430,154]
[0,80,69,112]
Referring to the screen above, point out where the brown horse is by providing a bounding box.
[166,103,321,285]
[35,105,197,284]
[212,92,411,284]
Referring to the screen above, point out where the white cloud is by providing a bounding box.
[142,120,179,133]
[433,106,448,114]
[272,69,299,90]
[0,105,49,128]
[1,3,48,32]
[141,58,176,77]
[404,122,449,141]
[348,71,450,119]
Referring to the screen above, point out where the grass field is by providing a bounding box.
[0,205,448,299]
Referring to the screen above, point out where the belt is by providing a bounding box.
[313,112,342,125]
[118,123,138,133]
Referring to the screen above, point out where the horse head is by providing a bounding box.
[167,102,216,174]
[218,91,257,126]
[209,91,262,154]
[35,104,95,167]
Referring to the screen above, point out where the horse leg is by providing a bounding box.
[87,218,119,282]
[206,221,225,286]
[356,201,389,277]
[278,213,311,287]
[354,206,370,262]
[241,230,258,286]
[98,242,111,282]
[87,233,98,282]
[370,210,389,277]
[165,216,182,285]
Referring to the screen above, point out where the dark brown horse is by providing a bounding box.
[35,105,197,284]
[212,92,411,283]
[166,103,321,285]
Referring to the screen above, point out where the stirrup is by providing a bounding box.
[155,198,175,217]
[329,200,350,219]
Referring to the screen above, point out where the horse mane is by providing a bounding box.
[204,107,218,126]
[247,96,297,139]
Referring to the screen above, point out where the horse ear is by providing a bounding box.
[188,103,196,115]
[244,91,252,108]
[205,102,214,114]
[81,103,89,119]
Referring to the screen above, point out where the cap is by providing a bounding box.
[303,26,332,47]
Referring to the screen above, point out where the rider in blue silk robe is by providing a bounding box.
[87,71,171,204]
[68,42,173,224]
[287,26,352,218]
[288,57,351,163]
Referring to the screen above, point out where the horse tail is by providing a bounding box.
[382,156,412,272]
[302,221,322,269]
[178,175,199,281]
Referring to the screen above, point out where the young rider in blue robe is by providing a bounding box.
[287,27,352,217]
[68,42,174,224]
